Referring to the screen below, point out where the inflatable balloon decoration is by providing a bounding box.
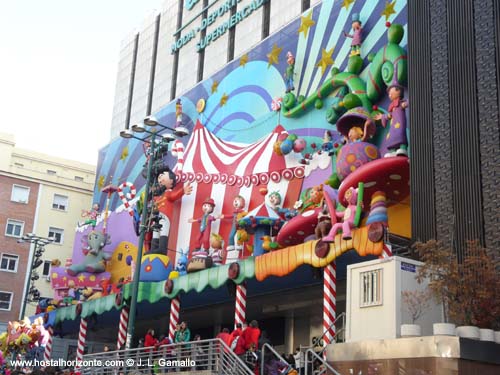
[0,317,47,358]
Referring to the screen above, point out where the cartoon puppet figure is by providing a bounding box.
[152,166,193,255]
[209,233,225,266]
[322,187,362,242]
[284,51,295,93]
[189,198,220,251]
[79,203,100,228]
[268,191,297,221]
[175,99,183,126]
[221,195,247,251]
[374,65,409,157]
[343,13,363,56]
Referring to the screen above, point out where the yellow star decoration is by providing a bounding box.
[51,272,58,279]
[239,54,249,67]
[62,276,67,281]
[97,175,105,191]
[342,0,355,10]
[220,93,229,106]
[120,146,129,161]
[297,11,315,38]
[89,275,96,282]
[78,274,86,282]
[381,0,397,21]
[316,48,335,75]
[267,43,283,68]
[211,80,219,94]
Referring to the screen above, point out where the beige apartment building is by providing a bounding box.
[0,133,95,328]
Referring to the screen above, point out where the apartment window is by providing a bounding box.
[52,194,68,211]
[5,219,24,238]
[74,176,84,182]
[0,254,19,272]
[42,260,51,277]
[47,169,57,175]
[0,291,13,311]
[48,227,64,244]
[360,269,383,307]
[11,185,30,204]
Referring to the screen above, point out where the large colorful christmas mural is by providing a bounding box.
[3,0,409,362]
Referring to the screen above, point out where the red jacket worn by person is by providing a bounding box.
[242,326,260,350]
[216,331,232,347]
[230,329,246,355]
[144,333,158,351]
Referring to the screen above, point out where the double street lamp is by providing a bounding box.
[17,233,54,319]
[120,116,189,349]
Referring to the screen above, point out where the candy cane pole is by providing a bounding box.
[171,140,185,175]
[168,297,181,342]
[116,306,129,350]
[323,262,336,350]
[234,282,247,328]
[75,318,88,371]
[117,182,137,217]
[43,326,54,361]
[380,243,393,259]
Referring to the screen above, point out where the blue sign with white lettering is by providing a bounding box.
[401,262,416,273]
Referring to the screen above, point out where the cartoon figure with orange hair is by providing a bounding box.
[221,195,247,251]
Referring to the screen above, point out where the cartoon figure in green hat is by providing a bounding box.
[344,13,363,56]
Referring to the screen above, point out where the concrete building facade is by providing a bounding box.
[109,0,322,139]
[0,133,95,329]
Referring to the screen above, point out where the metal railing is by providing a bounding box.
[80,338,253,375]
[304,349,340,375]
[300,312,345,375]
[260,343,292,375]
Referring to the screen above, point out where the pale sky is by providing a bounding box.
[0,0,164,166]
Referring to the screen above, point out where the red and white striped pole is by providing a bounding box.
[172,140,185,174]
[75,318,88,372]
[234,282,247,328]
[323,262,337,349]
[116,306,129,350]
[168,297,181,342]
[43,326,54,361]
[380,243,393,259]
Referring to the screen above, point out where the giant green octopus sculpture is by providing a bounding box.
[67,230,112,276]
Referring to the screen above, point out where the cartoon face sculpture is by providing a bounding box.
[233,196,245,209]
[158,170,175,189]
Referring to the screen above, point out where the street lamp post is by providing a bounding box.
[17,234,54,319]
[120,117,189,349]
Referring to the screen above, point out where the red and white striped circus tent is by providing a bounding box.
[167,120,306,262]
[244,202,282,220]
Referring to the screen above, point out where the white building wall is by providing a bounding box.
[269,0,302,35]
[151,3,178,113]
[346,257,443,342]
[233,0,264,58]
[203,8,230,79]
[109,32,137,139]
[129,13,158,127]
[176,0,205,96]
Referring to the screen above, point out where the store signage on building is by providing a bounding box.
[185,0,202,11]
[171,0,267,54]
